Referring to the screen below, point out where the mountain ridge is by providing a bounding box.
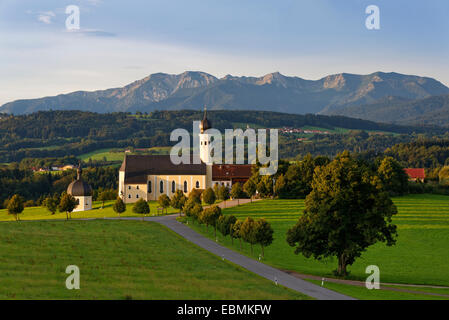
[1,71,448,117]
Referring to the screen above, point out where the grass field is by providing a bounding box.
[79,149,126,162]
[184,194,449,291]
[306,280,448,300]
[0,220,308,299]
[79,147,172,162]
[0,200,179,222]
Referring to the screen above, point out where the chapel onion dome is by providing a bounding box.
[200,107,212,133]
[67,164,92,197]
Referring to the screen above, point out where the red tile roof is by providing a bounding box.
[212,164,253,180]
[404,168,426,180]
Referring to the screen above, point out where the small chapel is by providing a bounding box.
[67,163,93,211]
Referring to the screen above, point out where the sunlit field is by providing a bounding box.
[185,194,449,289]
[0,220,308,300]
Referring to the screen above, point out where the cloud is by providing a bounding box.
[65,29,117,38]
[37,11,55,24]
[86,0,103,6]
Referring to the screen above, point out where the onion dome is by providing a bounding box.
[67,163,92,197]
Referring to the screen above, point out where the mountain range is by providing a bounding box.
[1,71,449,126]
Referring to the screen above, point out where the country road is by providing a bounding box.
[111,198,355,300]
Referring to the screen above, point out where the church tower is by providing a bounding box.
[199,107,212,164]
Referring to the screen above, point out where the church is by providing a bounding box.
[118,110,252,203]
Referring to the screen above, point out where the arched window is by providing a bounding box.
[136,194,139,199]
[184,181,188,193]
[172,181,176,193]
[128,194,131,199]
[136,185,139,190]
[128,186,131,190]
[148,181,152,193]
[196,181,200,188]
[160,180,164,193]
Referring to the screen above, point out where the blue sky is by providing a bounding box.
[1,0,448,105]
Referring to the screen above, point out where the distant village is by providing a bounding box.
[279,127,331,135]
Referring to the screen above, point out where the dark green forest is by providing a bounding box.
[0,109,445,163]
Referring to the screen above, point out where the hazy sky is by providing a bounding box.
[1,0,449,105]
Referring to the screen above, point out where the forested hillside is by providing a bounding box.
[0,110,441,163]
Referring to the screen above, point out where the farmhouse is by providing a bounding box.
[118,110,252,203]
[404,168,426,182]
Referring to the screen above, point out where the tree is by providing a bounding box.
[171,190,187,216]
[59,193,77,220]
[132,199,150,220]
[98,191,108,209]
[191,203,203,223]
[243,179,257,202]
[217,185,230,207]
[274,174,286,198]
[439,166,449,186]
[183,197,202,223]
[113,197,126,218]
[256,176,273,198]
[254,218,274,258]
[240,217,257,254]
[7,194,24,221]
[199,205,222,236]
[286,151,398,276]
[217,215,237,240]
[202,187,216,206]
[377,156,409,195]
[230,182,244,205]
[158,194,171,214]
[232,219,243,250]
[188,188,202,204]
[44,196,59,215]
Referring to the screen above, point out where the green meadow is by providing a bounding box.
[0,220,307,299]
[185,194,449,289]
[79,147,171,162]
[0,200,179,222]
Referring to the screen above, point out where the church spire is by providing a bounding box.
[200,105,211,133]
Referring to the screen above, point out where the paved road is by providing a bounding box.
[117,214,355,300]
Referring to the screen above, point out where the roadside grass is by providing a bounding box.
[0,200,179,222]
[183,194,449,289]
[306,280,448,300]
[0,220,308,299]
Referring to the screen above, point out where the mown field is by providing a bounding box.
[0,200,179,222]
[185,194,449,290]
[0,220,308,299]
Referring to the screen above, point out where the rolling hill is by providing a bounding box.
[326,95,449,127]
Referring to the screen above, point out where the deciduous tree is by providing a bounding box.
[202,187,216,206]
[58,193,77,220]
[113,197,126,218]
[254,218,274,258]
[287,151,398,276]
[158,194,170,214]
[7,194,24,221]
